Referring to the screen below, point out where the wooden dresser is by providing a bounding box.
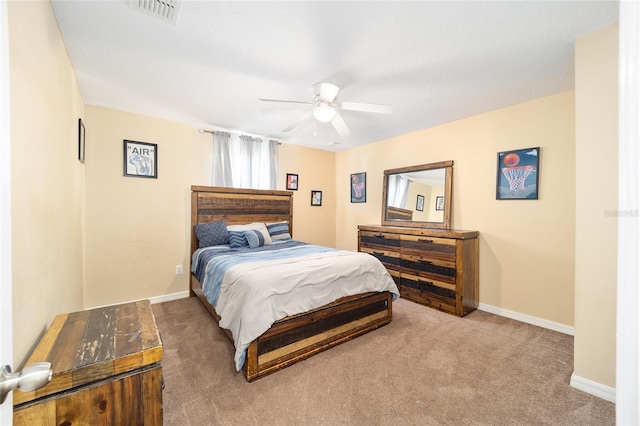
[13,300,163,425]
[358,225,479,316]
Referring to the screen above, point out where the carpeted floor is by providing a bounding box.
[152,297,615,426]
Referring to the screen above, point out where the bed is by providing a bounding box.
[190,185,399,381]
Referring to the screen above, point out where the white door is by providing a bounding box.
[0,1,14,424]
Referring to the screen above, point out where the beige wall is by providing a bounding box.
[84,106,207,308]
[278,143,336,247]
[574,25,618,388]
[9,1,85,365]
[83,106,335,308]
[336,91,577,326]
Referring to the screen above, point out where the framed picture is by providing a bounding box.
[496,147,539,200]
[311,190,322,206]
[350,172,366,203]
[124,140,157,179]
[416,194,424,211]
[78,118,85,163]
[435,196,444,211]
[286,173,298,190]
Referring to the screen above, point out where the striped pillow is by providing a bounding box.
[244,230,267,248]
[266,221,291,241]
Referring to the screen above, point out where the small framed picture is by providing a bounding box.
[286,173,298,190]
[78,118,85,163]
[435,196,444,211]
[311,190,322,206]
[416,194,424,211]
[350,172,366,203]
[496,147,540,199]
[124,140,157,179]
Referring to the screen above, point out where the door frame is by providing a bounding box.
[0,0,13,423]
[617,2,640,423]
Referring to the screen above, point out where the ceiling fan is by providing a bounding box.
[259,82,392,138]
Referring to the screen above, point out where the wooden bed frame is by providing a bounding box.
[190,185,394,382]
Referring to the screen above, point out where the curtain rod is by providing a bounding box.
[198,128,284,145]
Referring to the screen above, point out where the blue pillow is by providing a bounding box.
[267,221,291,241]
[244,229,267,248]
[194,219,229,248]
[228,230,248,248]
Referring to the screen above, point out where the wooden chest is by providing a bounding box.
[13,300,163,425]
[359,225,479,316]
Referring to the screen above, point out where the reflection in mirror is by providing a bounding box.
[382,161,453,230]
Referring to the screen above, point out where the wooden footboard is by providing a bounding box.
[191,274,393,381]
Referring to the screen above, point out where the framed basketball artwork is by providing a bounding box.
[496,147,540,200]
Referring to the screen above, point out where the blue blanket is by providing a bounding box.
[192,240,337,307]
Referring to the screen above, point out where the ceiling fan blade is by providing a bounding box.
[341,101,392,114]
[259,98,312,105]
[331,113,351,138]
[314,82,340,103]
[282,111,313,132]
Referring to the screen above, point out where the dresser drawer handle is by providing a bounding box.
[418,238,433,243]
[373,251,385,256]
[418,259,433,264]
[418,279,434,286]
[374,233,386,238]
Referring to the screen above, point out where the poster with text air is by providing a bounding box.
[125,140,157,178]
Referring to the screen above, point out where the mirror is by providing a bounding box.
[381,161,453,230]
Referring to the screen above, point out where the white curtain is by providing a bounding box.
[236,135,263,189]
[211,132,279,190]
[388,175,411,208]
[268,140,279,187]
[212,131,232,187]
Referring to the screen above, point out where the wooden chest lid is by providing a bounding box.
[13,300,162,406]
[358,224,479,239]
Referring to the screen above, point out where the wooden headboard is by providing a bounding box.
[387,206,413,221]
[190,186,293,256]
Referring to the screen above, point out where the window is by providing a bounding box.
[211,131,279,189]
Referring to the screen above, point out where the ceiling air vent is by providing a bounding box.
[129,0,182,24]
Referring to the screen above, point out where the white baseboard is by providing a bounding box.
[570,374,616,403]
[86,290,190,311]
[478,303,616,403]
[478,303,574,336]
[148,290,190,304]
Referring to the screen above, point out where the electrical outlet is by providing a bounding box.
[175,265,184,275]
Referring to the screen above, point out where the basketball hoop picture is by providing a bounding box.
[496,147,540,200]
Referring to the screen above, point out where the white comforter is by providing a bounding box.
[204,245,399,370]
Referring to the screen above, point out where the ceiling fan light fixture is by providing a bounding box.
[313,104,337,123]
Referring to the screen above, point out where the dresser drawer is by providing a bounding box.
[359,230,401,250]
[400,273,456,299]
[398,277,457,314]
[360,246,401,270]
[400,254,456,283]
[400,235,456,260]
[387,268,400,286]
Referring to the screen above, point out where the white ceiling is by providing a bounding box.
[51,1,618,152]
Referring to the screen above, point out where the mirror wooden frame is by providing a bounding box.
[381,160,453,230]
